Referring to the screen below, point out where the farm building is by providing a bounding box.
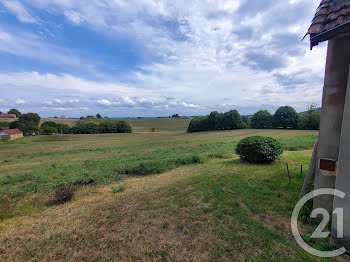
[0,113,17,121]
[304,0,350,251]
[0,129,23,140]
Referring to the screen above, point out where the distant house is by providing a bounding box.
[0,113,17,121]
[0,129,23,140]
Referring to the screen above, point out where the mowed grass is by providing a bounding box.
[130,117,191,132]
[0,118,327,261]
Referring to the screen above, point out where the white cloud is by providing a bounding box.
[1,0,37,24]
[64,10,84,24]
[53,99,63,104]
[15,99,26,104]
[97,99,112,106]
[122,96,135,105]
[181,102,204,109]
[0,0,328,115]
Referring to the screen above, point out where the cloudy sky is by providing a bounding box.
[0,0,326,117]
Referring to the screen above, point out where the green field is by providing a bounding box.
[0,118,330,261]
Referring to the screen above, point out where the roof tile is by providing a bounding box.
[3,129,23,135]
[307,0,350,47]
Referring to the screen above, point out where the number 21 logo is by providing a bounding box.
[291,189,347,258]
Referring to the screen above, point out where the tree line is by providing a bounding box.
[188,105,320,133]
[1,109,132,135]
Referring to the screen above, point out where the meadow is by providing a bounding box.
[0,118,329,261]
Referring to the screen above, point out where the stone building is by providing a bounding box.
[0,129,23,140]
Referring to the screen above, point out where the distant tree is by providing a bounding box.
[208,111,221,130]
[298,113,309,130]
[241,116,250,128]
[41,121,58,129]
[80,116,85,120]
[71,120,131,134]
[41,126,58,135]
[18,121,39,133]
[14,113,41,133]
[251,110,273,129]
[41,121,70,134]
[307,103,319,114]
[8,109,21,117]
[116,121,132,133]
[299,111,320,130]
[99,121,118,133]
[273,106,299,129]
[96,114,102,119]
[71,123,99,134]
[56,124,71,134]
[172,114,179,118]
[19,113,40,125]
[9,121,19,129]
[308,111,320,130]
[220,110,244,130]
[187,117,209,132]
[188,109,244,133]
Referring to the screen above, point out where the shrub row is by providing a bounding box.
[188,110,244,132]
[188,105,320,133]
[41,121,70,134]
[39,119,132,135]
[70,120,132,134]
[250,106,320,130]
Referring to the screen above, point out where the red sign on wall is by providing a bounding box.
[319,159,337,172]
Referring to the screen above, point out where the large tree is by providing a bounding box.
[273,106,299,129]
[16,113,41,133]
[8,109,21,117]
[19,113,41,125]
[220,110,244,130]
[187,117,209,132]
[208,111,221,130]
[251,110,273,129]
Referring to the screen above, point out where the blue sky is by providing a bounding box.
[0,0,327,117]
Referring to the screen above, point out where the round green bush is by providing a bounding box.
[236,136,283,164]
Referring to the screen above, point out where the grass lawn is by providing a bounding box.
[0,118,330,261]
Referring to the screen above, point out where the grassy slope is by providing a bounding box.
[0,118,329,261]
[40,118,78,126]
